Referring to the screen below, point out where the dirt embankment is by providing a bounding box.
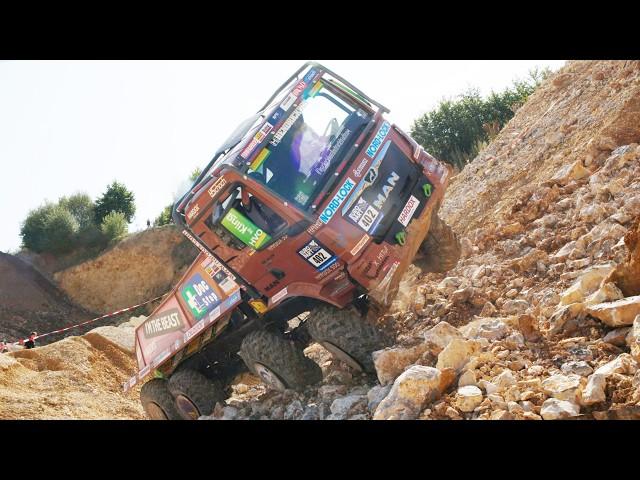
[54,225,197,313]
[0,252,93,345]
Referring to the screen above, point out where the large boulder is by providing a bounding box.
[559,264,616,306]
[421,321,464,352]
[373,366,443,420]
[372,343,431,386]
[541,398,580,420]
[586,295,640,327]
[436,338,481,373]
[541,374,582,401]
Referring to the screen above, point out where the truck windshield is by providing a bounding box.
[246,84,369,209]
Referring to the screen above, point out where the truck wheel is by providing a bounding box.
[415,213,461,273]
[140,378,182,420]
[305,305,386,374]
[239,330,322,392]
[168,368,226,420]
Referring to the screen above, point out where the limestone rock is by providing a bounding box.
[367,384,392,413]
[602,327,631,347]
[458,369,477,388]
[580,373,607,406]
[586,295,640,327]
[561,360,593,377]
[373,366,443,420]
[421,321,464,352]
[436,338,481,373]
[540,398,580,420]
[460,317,508,341]
[455,385,483,412]
[541,374,582,401]
[627,315,640,361]
[372,343,430,386]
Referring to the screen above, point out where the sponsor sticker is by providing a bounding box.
[180,273,220,320]
[271,287,288,304]
[398,195,420,227]
[303,68,317,84]
[315,259,341,280]
[313,128,351,176]
[306,219,323,236]
[187,204,199,220]
[350,234,369,256]
[353,156,369,178]
[240,122,273,159]
[271,102,306,147]
[348,198,369,223]
[294,190,309,205]
[308,82,323,98]
[358,204,381,232]
[142,308,185,339]
[319,177,356,224]
[208,177,227,198]
[280,93,297,112]
[221,208,272,249]
[250,148,271,171]
[341,141,392,215]
[298,239,336,271]
[366,121,391,158]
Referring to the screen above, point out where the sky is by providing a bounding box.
[0,60,566,253]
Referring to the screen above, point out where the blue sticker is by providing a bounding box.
[180,273,220,320]
[303,68,317,84]
[366,121,391,157]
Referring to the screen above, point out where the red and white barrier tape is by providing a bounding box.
[7,294,167,346]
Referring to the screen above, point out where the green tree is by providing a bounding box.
[45,206,80,253]
[190,167,202,182]
[94,181,136,225]
[59,192,95,230]
[410,67,551,170]
[20,203,58,253]
[20,203,79,253]
[154,204,173,227]
[100,211,128,241]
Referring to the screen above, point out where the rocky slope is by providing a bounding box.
[201,60,640,421]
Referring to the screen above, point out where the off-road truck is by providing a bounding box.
[124,62,461,420]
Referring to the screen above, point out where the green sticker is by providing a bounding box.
[395,231,406,246]
[422,183,432,197]
[221,208,271,249]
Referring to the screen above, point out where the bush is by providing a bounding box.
[410,68,551,170]
[20,203,79,254]
[94,181,136,225]
[100,211,128,242]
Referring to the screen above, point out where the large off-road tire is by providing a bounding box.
[140,378,182,421]
[414,213,461,273]
[305,305,387,374]
[167,368,226,420]
[239,330,322,392]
